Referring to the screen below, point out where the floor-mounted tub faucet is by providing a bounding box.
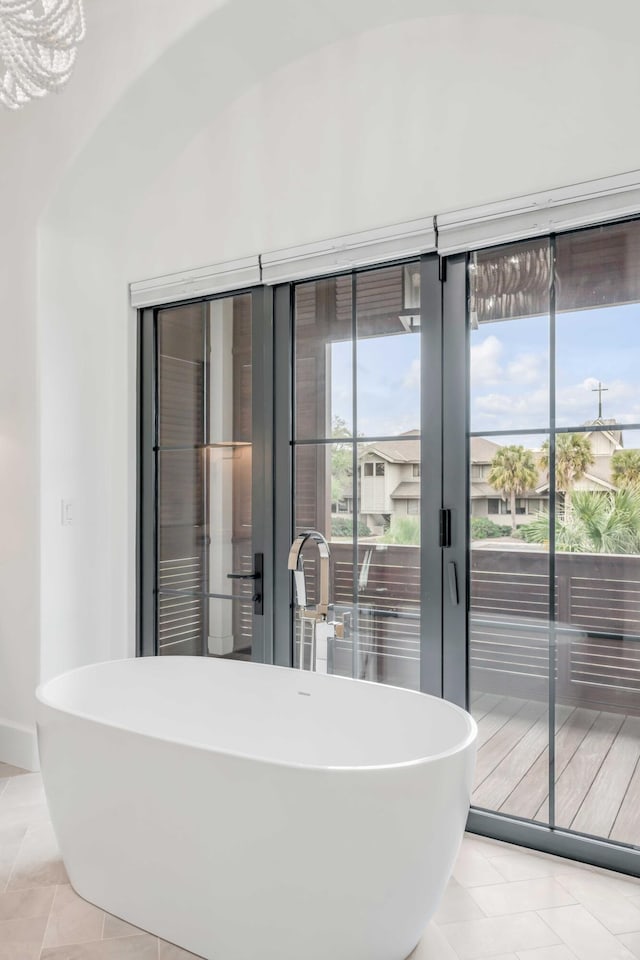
[287,530,344,673]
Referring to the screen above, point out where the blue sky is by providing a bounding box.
[331,332,420,437]
[472,302,640,439]
[328,302,640,446]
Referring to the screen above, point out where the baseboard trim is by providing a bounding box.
[0,718,39,772]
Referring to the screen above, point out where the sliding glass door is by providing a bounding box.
[292,266,423,689]
[281,227,640,870]
[467,238,553,822]
[138,217,640,873]
[465,220,640,863]
[288,259,443,694]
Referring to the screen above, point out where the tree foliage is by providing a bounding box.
[487,445,538,532]
[520,488,640,554]
[381,517,420,545]
[470,518,512,540]
[331,518,371,538]
[539,433,594,494]
[331,415,353,504]
[612,449,640,489]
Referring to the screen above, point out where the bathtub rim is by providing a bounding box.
[36,657,477,773]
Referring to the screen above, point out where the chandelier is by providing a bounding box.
[0,0,85,110]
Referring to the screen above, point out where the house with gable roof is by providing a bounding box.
[332,420,635,535]
[357,431,421,533]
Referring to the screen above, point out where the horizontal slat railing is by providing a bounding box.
[473,549,640,712]
[324,543,421,689]
[158,553,204,655]
[323,542,640,712]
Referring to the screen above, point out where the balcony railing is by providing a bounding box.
[323,542,640,713]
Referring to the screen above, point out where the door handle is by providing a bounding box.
[448,561,459,606]
[227,553,263,616]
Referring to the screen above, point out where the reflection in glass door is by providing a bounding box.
[291,263,428,691]
[143,292,265,660]
[467,221,640,855]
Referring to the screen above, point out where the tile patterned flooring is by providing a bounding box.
[3,761,640,959]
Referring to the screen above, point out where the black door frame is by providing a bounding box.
[137,285,273,663]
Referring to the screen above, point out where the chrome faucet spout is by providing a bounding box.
[287,530,331,617]
[288,530,345,673]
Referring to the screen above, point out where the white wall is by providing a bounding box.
[3,0,640,767]
[0,0,223,766]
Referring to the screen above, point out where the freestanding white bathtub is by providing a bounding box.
[36,657,476,960]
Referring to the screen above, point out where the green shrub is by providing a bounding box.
[521,490,640,554]
[331,518,371,538]
[381,517,421,545]
[471,517,509,540]
[519,518,546,543]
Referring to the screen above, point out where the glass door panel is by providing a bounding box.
[553,222,640,847]
[292,263,423,689]
[356,442,420,690]
[294,274,353,440]
[467,240,553,822]
[155,293,259,660]
[469,438,552,821]
[292,443,352,672]
[465,221,640,858]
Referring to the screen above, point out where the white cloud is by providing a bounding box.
[471,336,546,389]
[557,378,640,423]
[471,341,548,430]
[506,352,546,386]
[475,388,547,415]
[473,388,548,431]
[472,375,640,434]
[470,335,503,385]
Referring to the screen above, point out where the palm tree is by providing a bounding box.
[540,434,594,515]
[519,509,589,553]
[612,449,640,489]
[522,488,640,554]
[488,445,538,532]
[572,488,640,553]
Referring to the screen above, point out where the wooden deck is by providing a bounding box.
[471,693,640,845]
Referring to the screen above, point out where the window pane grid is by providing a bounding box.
[154,294,254,661]
[292,262,421,690]
[468,220,640,850]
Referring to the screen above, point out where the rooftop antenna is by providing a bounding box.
[592,381,608,419]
